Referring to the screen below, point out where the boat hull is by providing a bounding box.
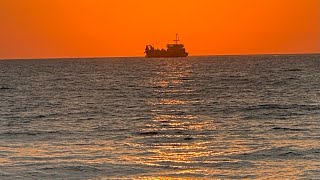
[145,52,188,58]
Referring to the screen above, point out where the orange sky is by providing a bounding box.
[0,0,319,59]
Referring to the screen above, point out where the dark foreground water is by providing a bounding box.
[0,55,319,179]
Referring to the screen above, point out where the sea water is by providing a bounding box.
[0,55,319,179]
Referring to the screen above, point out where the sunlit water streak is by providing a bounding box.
[0,55,319,179]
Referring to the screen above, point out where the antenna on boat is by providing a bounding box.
[174,34,180,44]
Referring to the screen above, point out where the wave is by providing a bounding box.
[272,127,306,131]
[232,147,319,160]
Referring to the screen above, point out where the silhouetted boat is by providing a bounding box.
[145,34,188,58]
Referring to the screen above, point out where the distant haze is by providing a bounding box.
[0,0,319,59]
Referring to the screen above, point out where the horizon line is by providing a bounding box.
[1,52,319,61]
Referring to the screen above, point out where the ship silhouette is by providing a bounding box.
[145,34,188,58]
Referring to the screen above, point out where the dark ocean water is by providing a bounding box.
[0,55,319,179]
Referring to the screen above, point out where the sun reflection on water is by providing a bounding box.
[127,59,216,176]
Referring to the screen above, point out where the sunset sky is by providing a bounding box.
[0,0,319,59]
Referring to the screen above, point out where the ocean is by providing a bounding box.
[0,55,319,179]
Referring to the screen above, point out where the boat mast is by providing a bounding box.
[174,34,180,44]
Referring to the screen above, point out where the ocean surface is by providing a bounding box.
[0,55,319,179]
